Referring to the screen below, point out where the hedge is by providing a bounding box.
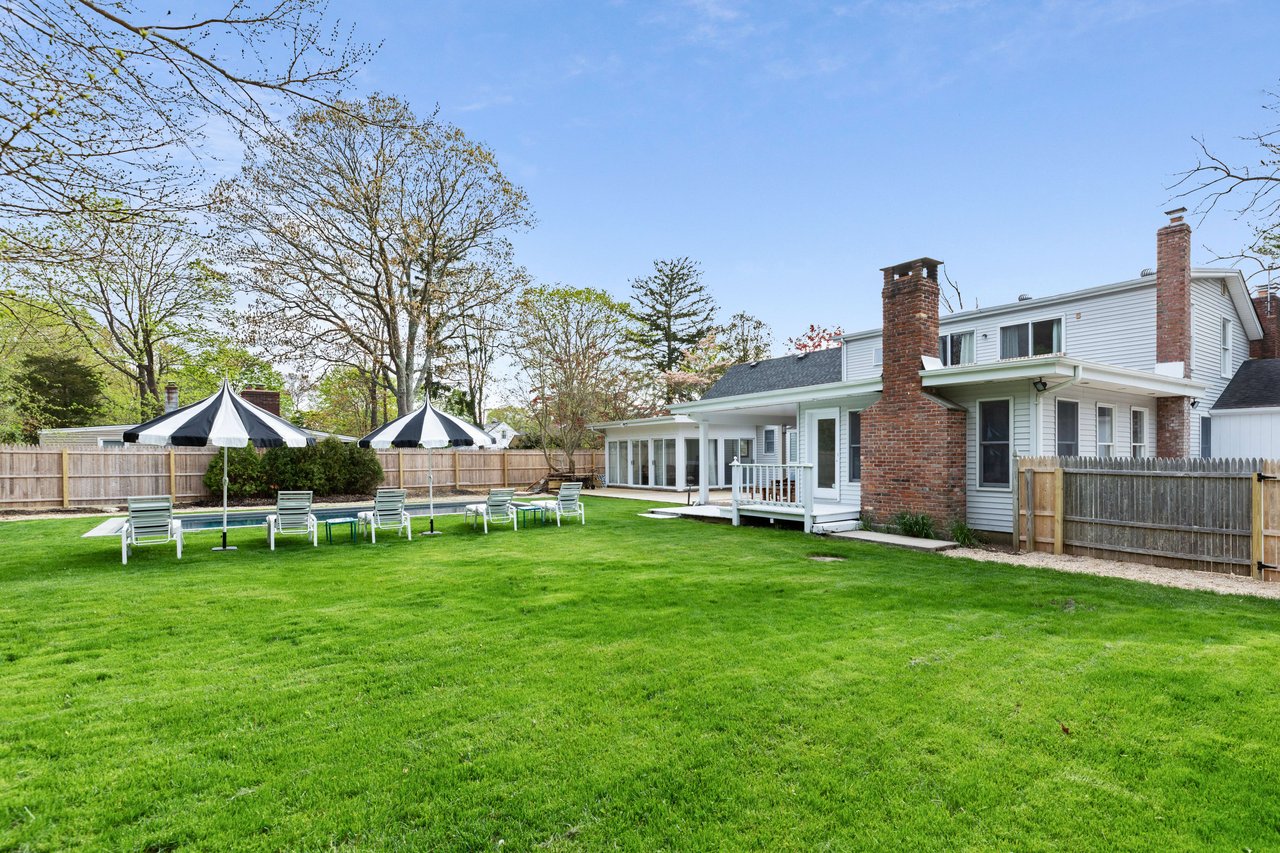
[202,438,383,498]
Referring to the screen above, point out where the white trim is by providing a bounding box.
[806,407,840,502]
[921,356,1205,397]
[976,396,1014,492]
[670,377,881,414]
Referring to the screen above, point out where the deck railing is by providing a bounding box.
[730,460,816,532]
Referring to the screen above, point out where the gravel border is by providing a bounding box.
[945,547,1280,600]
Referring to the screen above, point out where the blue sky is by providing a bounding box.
[352,0,1276,344]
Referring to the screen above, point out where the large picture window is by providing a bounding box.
[938,331,975,366]
[848,411,862,482]
[999,318,1062,359]
[979,399,1011,488]
[1056,400,1078,457]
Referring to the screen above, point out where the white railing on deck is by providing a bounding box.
[730,459,816,532]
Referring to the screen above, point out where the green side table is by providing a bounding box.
[325,517,359,544]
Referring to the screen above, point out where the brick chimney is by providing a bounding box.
[164,382,180,413]
[1250,285,1280,359]
[241,386,281,416]
[1155,208,1192,456]
[860,258,967,529]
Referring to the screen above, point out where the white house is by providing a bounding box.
[483,421,521,449]
[1209,359,1280,458]
[667,209,1269,536]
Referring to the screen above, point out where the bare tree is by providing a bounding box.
[214,94,534,417]
[7,208,230,417]
[939,266,970,313]
[720,311,772,363]
[0,0,372,255]
[1173,84,1280,280]
[442,266,529,424]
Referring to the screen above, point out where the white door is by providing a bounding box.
[807,408,839,502]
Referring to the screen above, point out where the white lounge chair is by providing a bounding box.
[533,482,585,527]
[266,490,317,549]
[464,487,518,534]
[122,495,183,565]
[360,488,412,543]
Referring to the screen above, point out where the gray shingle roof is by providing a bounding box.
[702,347,844,400]
[1212,359,1280,410]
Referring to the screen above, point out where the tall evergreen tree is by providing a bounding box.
[626,257,718,402]
[8,353,106,442]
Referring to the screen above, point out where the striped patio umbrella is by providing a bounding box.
[359,402,494,533]
[124,379,313,550]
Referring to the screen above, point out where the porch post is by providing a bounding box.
[698,420,710,505]
[802,464,815,534]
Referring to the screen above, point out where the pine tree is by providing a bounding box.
[626,257,718,401]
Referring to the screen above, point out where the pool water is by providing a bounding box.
[84,500,472,538]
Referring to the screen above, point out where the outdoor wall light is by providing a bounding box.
[1033,378,1049,393]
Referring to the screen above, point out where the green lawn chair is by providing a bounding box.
[122,495,183,565]
[464,487,517,533]
[266,490,317,550]
[361,488,412,543]
[533,481,585,527]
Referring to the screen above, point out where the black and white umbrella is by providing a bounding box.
[358,401,494,533]
[124,379,313,550]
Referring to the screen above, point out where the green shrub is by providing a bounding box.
[893,511,936,540]
[341,443,384,495]
[202,445,266,499]
[948,519,980,547]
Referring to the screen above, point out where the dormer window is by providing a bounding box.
[1000,318,1062,359]
[938,331,975,366]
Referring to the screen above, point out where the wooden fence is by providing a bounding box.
[1017,456,1280,580]
[0,445,603,510]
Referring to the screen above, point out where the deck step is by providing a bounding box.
[829,529,958,552]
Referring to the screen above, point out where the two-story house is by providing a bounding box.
[601,209,1270,537]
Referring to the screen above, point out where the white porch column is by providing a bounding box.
[698,420,710,505]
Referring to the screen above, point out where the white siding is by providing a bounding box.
[795,394,877,507]
[939,283,1157,369]
[1212,409,1280,458]
[754,425,783,464]
[843,336,883,382]
[1190,277,1252,456]
[945,382,1034,534]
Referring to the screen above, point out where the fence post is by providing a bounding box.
[1023,468,1036,552]
[452,450,460,489]
[168,448,177,501]
[1053,466,1064,555]
[1012,460,1022,551]
[501,451,509,487]
[61,448,70,508]
[1252,472,1264,580]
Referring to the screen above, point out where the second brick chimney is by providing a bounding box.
[241,386,282,416]
[1251,286,1280,359]
[1155,208,1193,456]
[860,258,967,528]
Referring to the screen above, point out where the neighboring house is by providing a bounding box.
[483,421,521,449]
[669,209,1270,537]
[1209,358,1280,457]
[589,415,766,491]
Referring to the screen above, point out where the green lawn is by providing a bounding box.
[1,498,1278,850]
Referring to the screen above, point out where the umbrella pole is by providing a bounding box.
[424,445,441,535]
[212,445,238,551]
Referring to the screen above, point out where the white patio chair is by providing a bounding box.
[122,495,183,565]
[266,490,317,549]
[360,488,412,543]
[533,482,585,527]
[464,487,518,533]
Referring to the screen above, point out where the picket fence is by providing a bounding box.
[1016,456,1280,580]
[0,445,604,509]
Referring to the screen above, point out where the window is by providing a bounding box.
[653,439,676,488]
[938,331,975,366]
[999,318,1062,359]
[815,416,836,490]
[708,440,719,486]
[1055,400,1079,457]
[684,438,699,488]
[608,441,624,485]
[1097,405,1115,457]
[763,428,776,456]
[978,399,1011,488]
[786,428,798,464]
[1131,408,1148,458]
[100,439,125,448]
[1220,318,1233,378]
[848,411,862,481]
[723,438,753,484]
[1200,416,1212,458]
[630,440,649,486]
[872,346,883,366]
